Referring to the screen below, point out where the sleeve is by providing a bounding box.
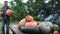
[0,7,4,16]
[1,7,4,12]
[7,6,11,10]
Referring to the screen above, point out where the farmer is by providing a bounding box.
[1,1,11,34]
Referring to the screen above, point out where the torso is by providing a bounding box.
[2,6,10,20]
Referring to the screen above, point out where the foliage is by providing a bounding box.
[10,0,60,22]
[10,0,27,21]
[0,3,3,8]
[10,0,42,21]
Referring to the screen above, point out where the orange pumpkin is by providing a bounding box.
[25,22,38,28]
[18,19,26,29]
[25,15,34,22]
[6,9,13,16]
[53,31,59,34]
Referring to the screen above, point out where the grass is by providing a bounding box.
[0,22,2,34]
[0,21,19,34]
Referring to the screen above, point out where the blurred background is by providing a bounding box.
[0,0,60,34]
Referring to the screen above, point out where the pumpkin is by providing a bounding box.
[53,30,59,34]
[25,15,34,22]
[45,21,53,28]
[39,22,46,30]
[53,24,59,31]
[6,9,13,16]
[25,22,38,28]
[18,19,26,29]
[40,22,51,33]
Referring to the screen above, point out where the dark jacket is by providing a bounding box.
[1,6,10,20]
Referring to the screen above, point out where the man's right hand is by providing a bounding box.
[0,12,3,16]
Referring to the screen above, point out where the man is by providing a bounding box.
[1,1,11,34]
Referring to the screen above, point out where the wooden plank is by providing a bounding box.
[9,25,26,34]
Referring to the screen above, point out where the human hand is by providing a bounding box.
[0,12,3,16]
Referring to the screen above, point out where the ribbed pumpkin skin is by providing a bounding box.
[18,19,26,29]
[25,15,34,22]
[53,24,59,31]
[18,15,40,29]
[25,22,37,28]
[39,22,51,33]
[6,9,13,16]
[53,31,59,34]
